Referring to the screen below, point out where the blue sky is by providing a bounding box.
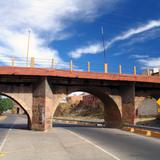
[0,0,160,74]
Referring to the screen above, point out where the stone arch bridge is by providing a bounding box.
[0,66,160,131]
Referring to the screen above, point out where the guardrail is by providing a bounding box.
[53,117,105,126]
[0,56,159,75]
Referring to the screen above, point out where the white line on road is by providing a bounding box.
[67,129,121,160]
[0,118,16,152]
[0,128,11,152]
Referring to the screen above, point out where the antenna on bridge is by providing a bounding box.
[101,26,106,64]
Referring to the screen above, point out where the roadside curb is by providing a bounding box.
[122,127,160,139]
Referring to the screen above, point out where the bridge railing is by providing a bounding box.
[0,56,158,75]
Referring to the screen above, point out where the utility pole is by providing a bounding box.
[26,29,31,67]
[101,26,106,64]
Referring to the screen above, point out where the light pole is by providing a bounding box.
[101,26,106,64]
[26,29,31,67]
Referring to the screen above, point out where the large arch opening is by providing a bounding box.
[0,93,31,130]
[135,97,160,127]
[53,88,122,128]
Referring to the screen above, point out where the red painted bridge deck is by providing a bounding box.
[0,66,160,84]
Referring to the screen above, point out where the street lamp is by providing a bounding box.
[26,29,31,67]
[101,26,106,64]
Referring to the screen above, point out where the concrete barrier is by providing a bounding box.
[122,127,160,139]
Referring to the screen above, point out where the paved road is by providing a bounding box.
[0,115,160,160]
[0,114,21,146]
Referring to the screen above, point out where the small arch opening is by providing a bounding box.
[0,94,31,130]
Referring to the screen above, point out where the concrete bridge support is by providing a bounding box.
[121,85,135,125]
[32,77,54,131]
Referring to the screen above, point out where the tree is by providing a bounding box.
[0,96,13,115]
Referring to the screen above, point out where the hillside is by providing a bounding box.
[54,101,104,119]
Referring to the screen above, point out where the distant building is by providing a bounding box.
[136,98,159,118]
[142,68,160,76]
[66,92,103,107]
[82,94,101,107]
[67,95,83,104]
[66,92,89,104]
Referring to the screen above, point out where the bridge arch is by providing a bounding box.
[53,86,122,128]
[0,92,32,129]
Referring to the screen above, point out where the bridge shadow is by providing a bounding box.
[0,123,28,130]
[0,114,29,130]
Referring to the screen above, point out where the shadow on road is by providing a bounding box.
[0,123,28,130]
[0,114,29,130]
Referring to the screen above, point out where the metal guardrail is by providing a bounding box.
[1,56,160,75]
[0,56,141,75]
[53,117,105,126]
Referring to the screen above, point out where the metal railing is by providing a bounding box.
[0,56,159,76]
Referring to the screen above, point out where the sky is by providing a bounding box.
[0,0,160,74]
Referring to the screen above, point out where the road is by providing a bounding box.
[0,114,160,160]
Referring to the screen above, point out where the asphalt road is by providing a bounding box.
[0,114,160,160]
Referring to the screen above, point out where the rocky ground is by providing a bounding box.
[54,102,104,119]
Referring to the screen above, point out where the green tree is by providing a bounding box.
[0,96,13,115]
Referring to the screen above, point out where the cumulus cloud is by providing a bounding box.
[129,54,149,59]
[138,57,160,68]
[69,20,160,59]
[0,0,120,67]
[69,43,103,59]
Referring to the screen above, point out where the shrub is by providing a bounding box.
[0,96,13,115]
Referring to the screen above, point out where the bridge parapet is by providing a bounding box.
[1,56,158,76]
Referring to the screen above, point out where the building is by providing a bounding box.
[136,98,159,118]
[82,94,102,107]
[66,95,83,104]
[142,68,160,76]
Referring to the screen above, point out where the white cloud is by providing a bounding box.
[119,28,160,48]
[130,54,149,59]
[138,57,160,68]
[110,20,160,44]
[0,0,120,67]
[69,43,102,58]
[69,20,160,58]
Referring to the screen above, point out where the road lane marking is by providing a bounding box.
[0,127,12,152]
[67,129,121,160]
[0,118,16,152]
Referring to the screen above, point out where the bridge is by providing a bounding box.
[0,65,160,131]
